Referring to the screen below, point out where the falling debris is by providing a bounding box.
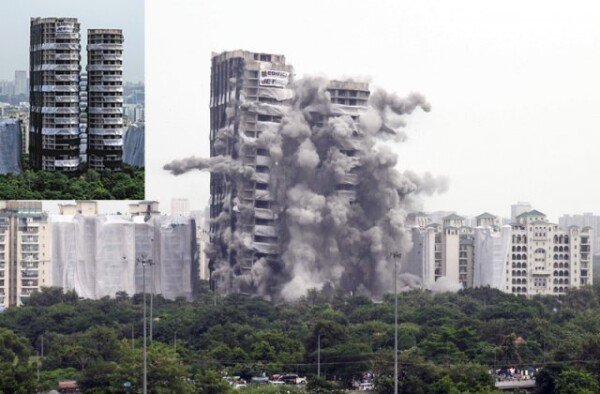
[165,52,446,301]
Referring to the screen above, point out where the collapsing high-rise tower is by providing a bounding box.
[167,49,436,300]
[29,18,82,171]
[209,50,295,281]
[207,50,371,295]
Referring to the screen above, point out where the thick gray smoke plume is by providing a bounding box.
[164,155,254,177]
[165,77,447,301]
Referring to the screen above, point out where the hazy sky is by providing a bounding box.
[147,0,600,221]
[0,0,144,82]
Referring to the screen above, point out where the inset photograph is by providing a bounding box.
[0,0,144,200]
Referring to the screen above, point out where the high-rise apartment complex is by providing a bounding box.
[29,18,124,172]
[405,209,594,296]
[86,29,124,170]
[29,17,82,171]
[0,201,51,308]
[508,210,593,295]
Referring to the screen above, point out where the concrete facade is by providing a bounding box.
[405,210,593,295]
[29,17,82,172]
[507,210,593,295]
[209,50,294,279]
[0,201,51,308]
[86,29,124,170]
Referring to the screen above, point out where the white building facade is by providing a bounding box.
[404,209,593,296]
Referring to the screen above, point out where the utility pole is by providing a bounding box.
[317,333,323,378]
[391,251,402,394]
[174,331,177,352]
[137,254,154,394]
[36,350,40,384]
[150,263,154,342]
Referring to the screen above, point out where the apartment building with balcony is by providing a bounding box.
[29,17,82,172]
[0,201,51,308]
[405,209,593,295]
[507,210,593,296]
[86,29,124,170]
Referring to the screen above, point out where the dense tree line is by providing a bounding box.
[0,284,599,393]
[0,159,144,200]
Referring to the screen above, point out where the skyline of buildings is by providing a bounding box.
[0,196,597,310]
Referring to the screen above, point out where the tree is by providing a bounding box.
[194,369,229,393]
[555,368,600,394]
[429,376,461,394]
[0,328,36,393]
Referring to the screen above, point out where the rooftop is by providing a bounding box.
[476,212,496,219]
[516,209,546,218]
[443,213,464,221]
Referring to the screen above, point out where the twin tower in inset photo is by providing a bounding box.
[0,2,144,200]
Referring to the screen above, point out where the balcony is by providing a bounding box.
[87,64,122,72]
[88,107,123,115]
[55,74,79,82]
[87,43,123,51]
[54,159,80,168]
[53,117,80,125]
[55,53,79,61]
[89,85,124,93]
[54,95,80,103]
[40,106,78,114]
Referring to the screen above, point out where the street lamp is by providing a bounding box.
[390,251,402,394]
[136,253,154,394]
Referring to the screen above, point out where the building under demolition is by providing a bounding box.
[208,50,295,279]
[207,51,374,297]
[166,50,436,300]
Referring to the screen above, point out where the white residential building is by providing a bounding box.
[0,201,52,308]
[404,209,593,296]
